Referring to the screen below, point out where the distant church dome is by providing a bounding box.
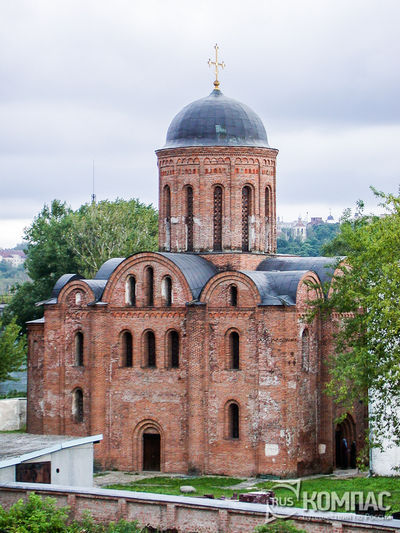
[164,89,269,149]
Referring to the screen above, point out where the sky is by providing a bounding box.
[1,0,400,248]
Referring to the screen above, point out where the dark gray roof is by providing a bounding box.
[157,252,217,300]
[94,258,125,280]
[163,90,269,149]
[241,270,308,306]
[51,274,84,299]
[82,280,108,302]
[257,256,338,294]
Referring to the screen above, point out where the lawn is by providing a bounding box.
[106,476,243,499]
[106,475,400,514]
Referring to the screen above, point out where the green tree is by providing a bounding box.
[254,519,307,532]
[3,198,158,331]
[309,191,400,447]
[0,319,26,382]
[66,198,158,278]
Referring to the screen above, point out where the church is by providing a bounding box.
[26,49,365,477]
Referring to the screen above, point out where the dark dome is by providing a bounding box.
[164,89,269,149]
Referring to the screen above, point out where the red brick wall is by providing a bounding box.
[26,253,353,477]
[156,147,278,254]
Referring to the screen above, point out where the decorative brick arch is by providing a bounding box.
[132,419,164,472]
[57,280,95,306]
[102,252,194,305]
[200,271,261,306]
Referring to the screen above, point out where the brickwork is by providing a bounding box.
[26,91,365,479]
[156,147,278,255]
[1,485,398,533]
[26,252,366,476]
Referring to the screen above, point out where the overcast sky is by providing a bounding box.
[1,0,400,248]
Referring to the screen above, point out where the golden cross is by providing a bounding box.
[208,43,225,90]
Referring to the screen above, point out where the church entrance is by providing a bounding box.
[143,431,160,471]
[335,415,356,469]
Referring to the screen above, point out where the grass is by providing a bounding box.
[257,476,400,513]
[0,425,26,434]
[106,476,244,499]
[106,475,400,514]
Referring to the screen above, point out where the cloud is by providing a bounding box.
[0,0,400,246]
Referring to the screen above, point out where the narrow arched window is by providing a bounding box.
[213,186,223,251]
[241,186,252,251]
[186,186,194,251]
[75,332,84,366]
[162,276,172,307]
[73,389,84,423]
[125,276,136,306]
[228,403,239,439]
[145,267,154,306]
[121,331,133,367]
[168,330,180,368]
[229,285,238,307]
[164,185,171,251]
[265,186,271,219]
[145,331,156,368]
[265,186,271,253]
[302,329,310,371]
[229,332,240,369]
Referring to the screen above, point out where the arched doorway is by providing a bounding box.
[335,414,356,469]
[142,428,161,471]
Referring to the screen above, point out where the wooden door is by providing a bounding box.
[143,433,160,471]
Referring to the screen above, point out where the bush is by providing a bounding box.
[254,519,307,532]
[0,493,143,532]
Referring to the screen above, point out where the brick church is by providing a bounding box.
[27,57,365,477]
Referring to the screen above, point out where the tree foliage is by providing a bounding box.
[0,319,26,382]
[277,223,340,256]
[0,492,143,532]
[310,191,400,446]
[2,198,158,331]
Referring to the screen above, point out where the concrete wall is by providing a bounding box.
[0,443,94,487]
[371,440,400,476]
[1,483,400,533]
[0,398,26,430]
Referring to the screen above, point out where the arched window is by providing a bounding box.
[168,330,180,368]
[228,403,239,439]
[164,185,171,251]
[302,329,310,371]
[229,285,238,306]
[145,267,154,306]
[229,332,240,369]
[75,332,84,366]
[125,276,136,306]
[75,292,82,305]
[144,331,156,368]
[241,186,252,251]
[265,186,271,219]
[265,186,272,253]
[213,186,223,251]
[185,186,194,251]
[162,276,172,307]
[72,389,84,423]
[121,331,133,367]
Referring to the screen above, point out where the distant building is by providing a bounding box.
[293,217,307,242]
[0,250,26,267]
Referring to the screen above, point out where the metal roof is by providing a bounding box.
[157,252,217,300]
[162,90,269,149]
[0,433,103,468]
[257,256,338,294]
[51,274,84,298]
[82,279,108,302]
[94,258,125,280]
[242,270,308,306]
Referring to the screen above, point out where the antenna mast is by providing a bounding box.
[91,160,96,204]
